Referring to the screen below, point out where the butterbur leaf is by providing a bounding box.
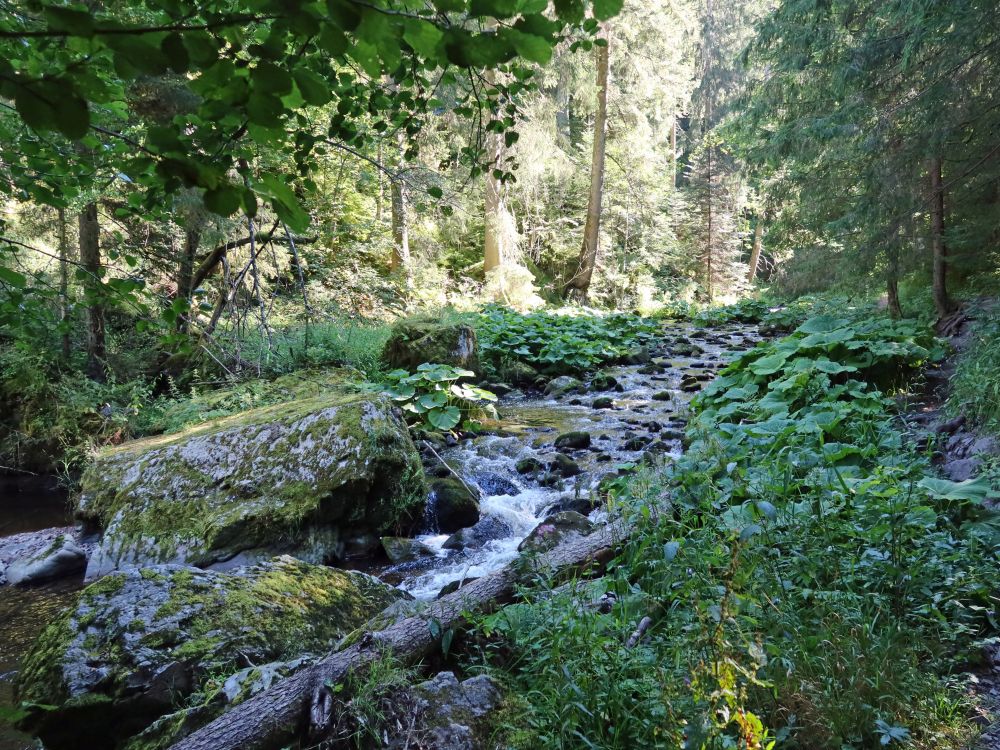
[739,524,762,543]
[427,406,461,430]
[918,475,997,503]
[756,500,777,521]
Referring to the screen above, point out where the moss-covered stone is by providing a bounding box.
[78,390,426,577]
[15,556,408,750]
[427,478,479,533]
[382,318,480,374]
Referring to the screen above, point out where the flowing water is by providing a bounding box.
[0,478,81,750]
[0,321,759,748]
[380,322,760,599]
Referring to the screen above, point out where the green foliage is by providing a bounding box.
[948,309,1000,432]
[474,311,997,748]
[477,305,660,376]
[0,346,152,473]
[380,363,496,432]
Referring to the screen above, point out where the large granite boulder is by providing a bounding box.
[15,556,407,750]
[383,318,480,374]
[78,391,427,578]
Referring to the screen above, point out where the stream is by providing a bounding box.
[0,321,759,749]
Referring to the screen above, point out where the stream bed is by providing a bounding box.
[0,321,759,749]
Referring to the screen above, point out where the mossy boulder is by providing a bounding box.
[15,556,408,750]
[427,479,480,533]
[383,318,480,374]
[78,391,426,578]
[543,376,584,398]
[518,512,596,554]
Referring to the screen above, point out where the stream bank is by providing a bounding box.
[0,319,759,750]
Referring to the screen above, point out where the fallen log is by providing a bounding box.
[169,518,630,750]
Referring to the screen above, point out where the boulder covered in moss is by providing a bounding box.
[382,318,480,374]
[78,391,426,578]
[427,478,480,533]
[15,556,407,750]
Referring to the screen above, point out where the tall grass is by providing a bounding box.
[949,308,1000,431]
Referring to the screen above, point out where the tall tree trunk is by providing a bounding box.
[564,27,610,300]
[746,217,763,283]
[375,140,384,223]
[669,114,677,190]
[57,207,71,361]
[389,134,410,276]
[886,240,903,319]
[483,133,504,274]
[929,155,950,317]
[177,227,200,333]
[705,143,714,302]
[79,202,105,381]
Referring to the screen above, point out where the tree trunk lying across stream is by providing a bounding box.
[169,517,632,750]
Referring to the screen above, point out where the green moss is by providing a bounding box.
[81,573,126,600]
[79,388,427,569]
[15,613,75,706]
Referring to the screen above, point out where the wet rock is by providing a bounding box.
[944,458,980,482]
[590,372,620,391]
[382,536,438,563]
[436,578,481,598]
[380,672,501,749]
[442,516,513,551]
[652,391,673,401]
[592,396,614,409]
[554,431,591,450]
[623,347,651,365]
[550,494,598,515]
[519,512,596,554]
[660,428,686,441]
[646,420,662,432]
[78,388,426,578]
[343,532,381,558]
[428,479,480,533]
[0,527,90,586]
[15,557,406,750]
[501,360,540,386]
[623,436,649,452]
[595,453,613,462]
[482,382,513,397]
[544,376,584,398]
[473,472,519,497]
[5,534,87,586]
[515,456,543,475]
[551,453,582,477]
[383,318,480,374]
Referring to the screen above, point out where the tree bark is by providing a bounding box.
[886,240,903,319]
[746,217,763,283]
[177,227,200,332]
[564,27,610,301]
[169,519,630,750]
[79,202,105,381]
[483,129,504,274]
[389,134,410,276]
[929,155,950,317]
[669,114,677,190]
[57,207,71,361]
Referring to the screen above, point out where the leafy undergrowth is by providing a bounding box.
[949,306,1000,432]
[476,305,661,377]
[471,309,1000,749]
[380,363,497,432]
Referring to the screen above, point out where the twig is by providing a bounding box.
[420,440,484,502]
[625,615,653,648]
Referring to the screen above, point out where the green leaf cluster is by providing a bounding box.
[381,362,496,432]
